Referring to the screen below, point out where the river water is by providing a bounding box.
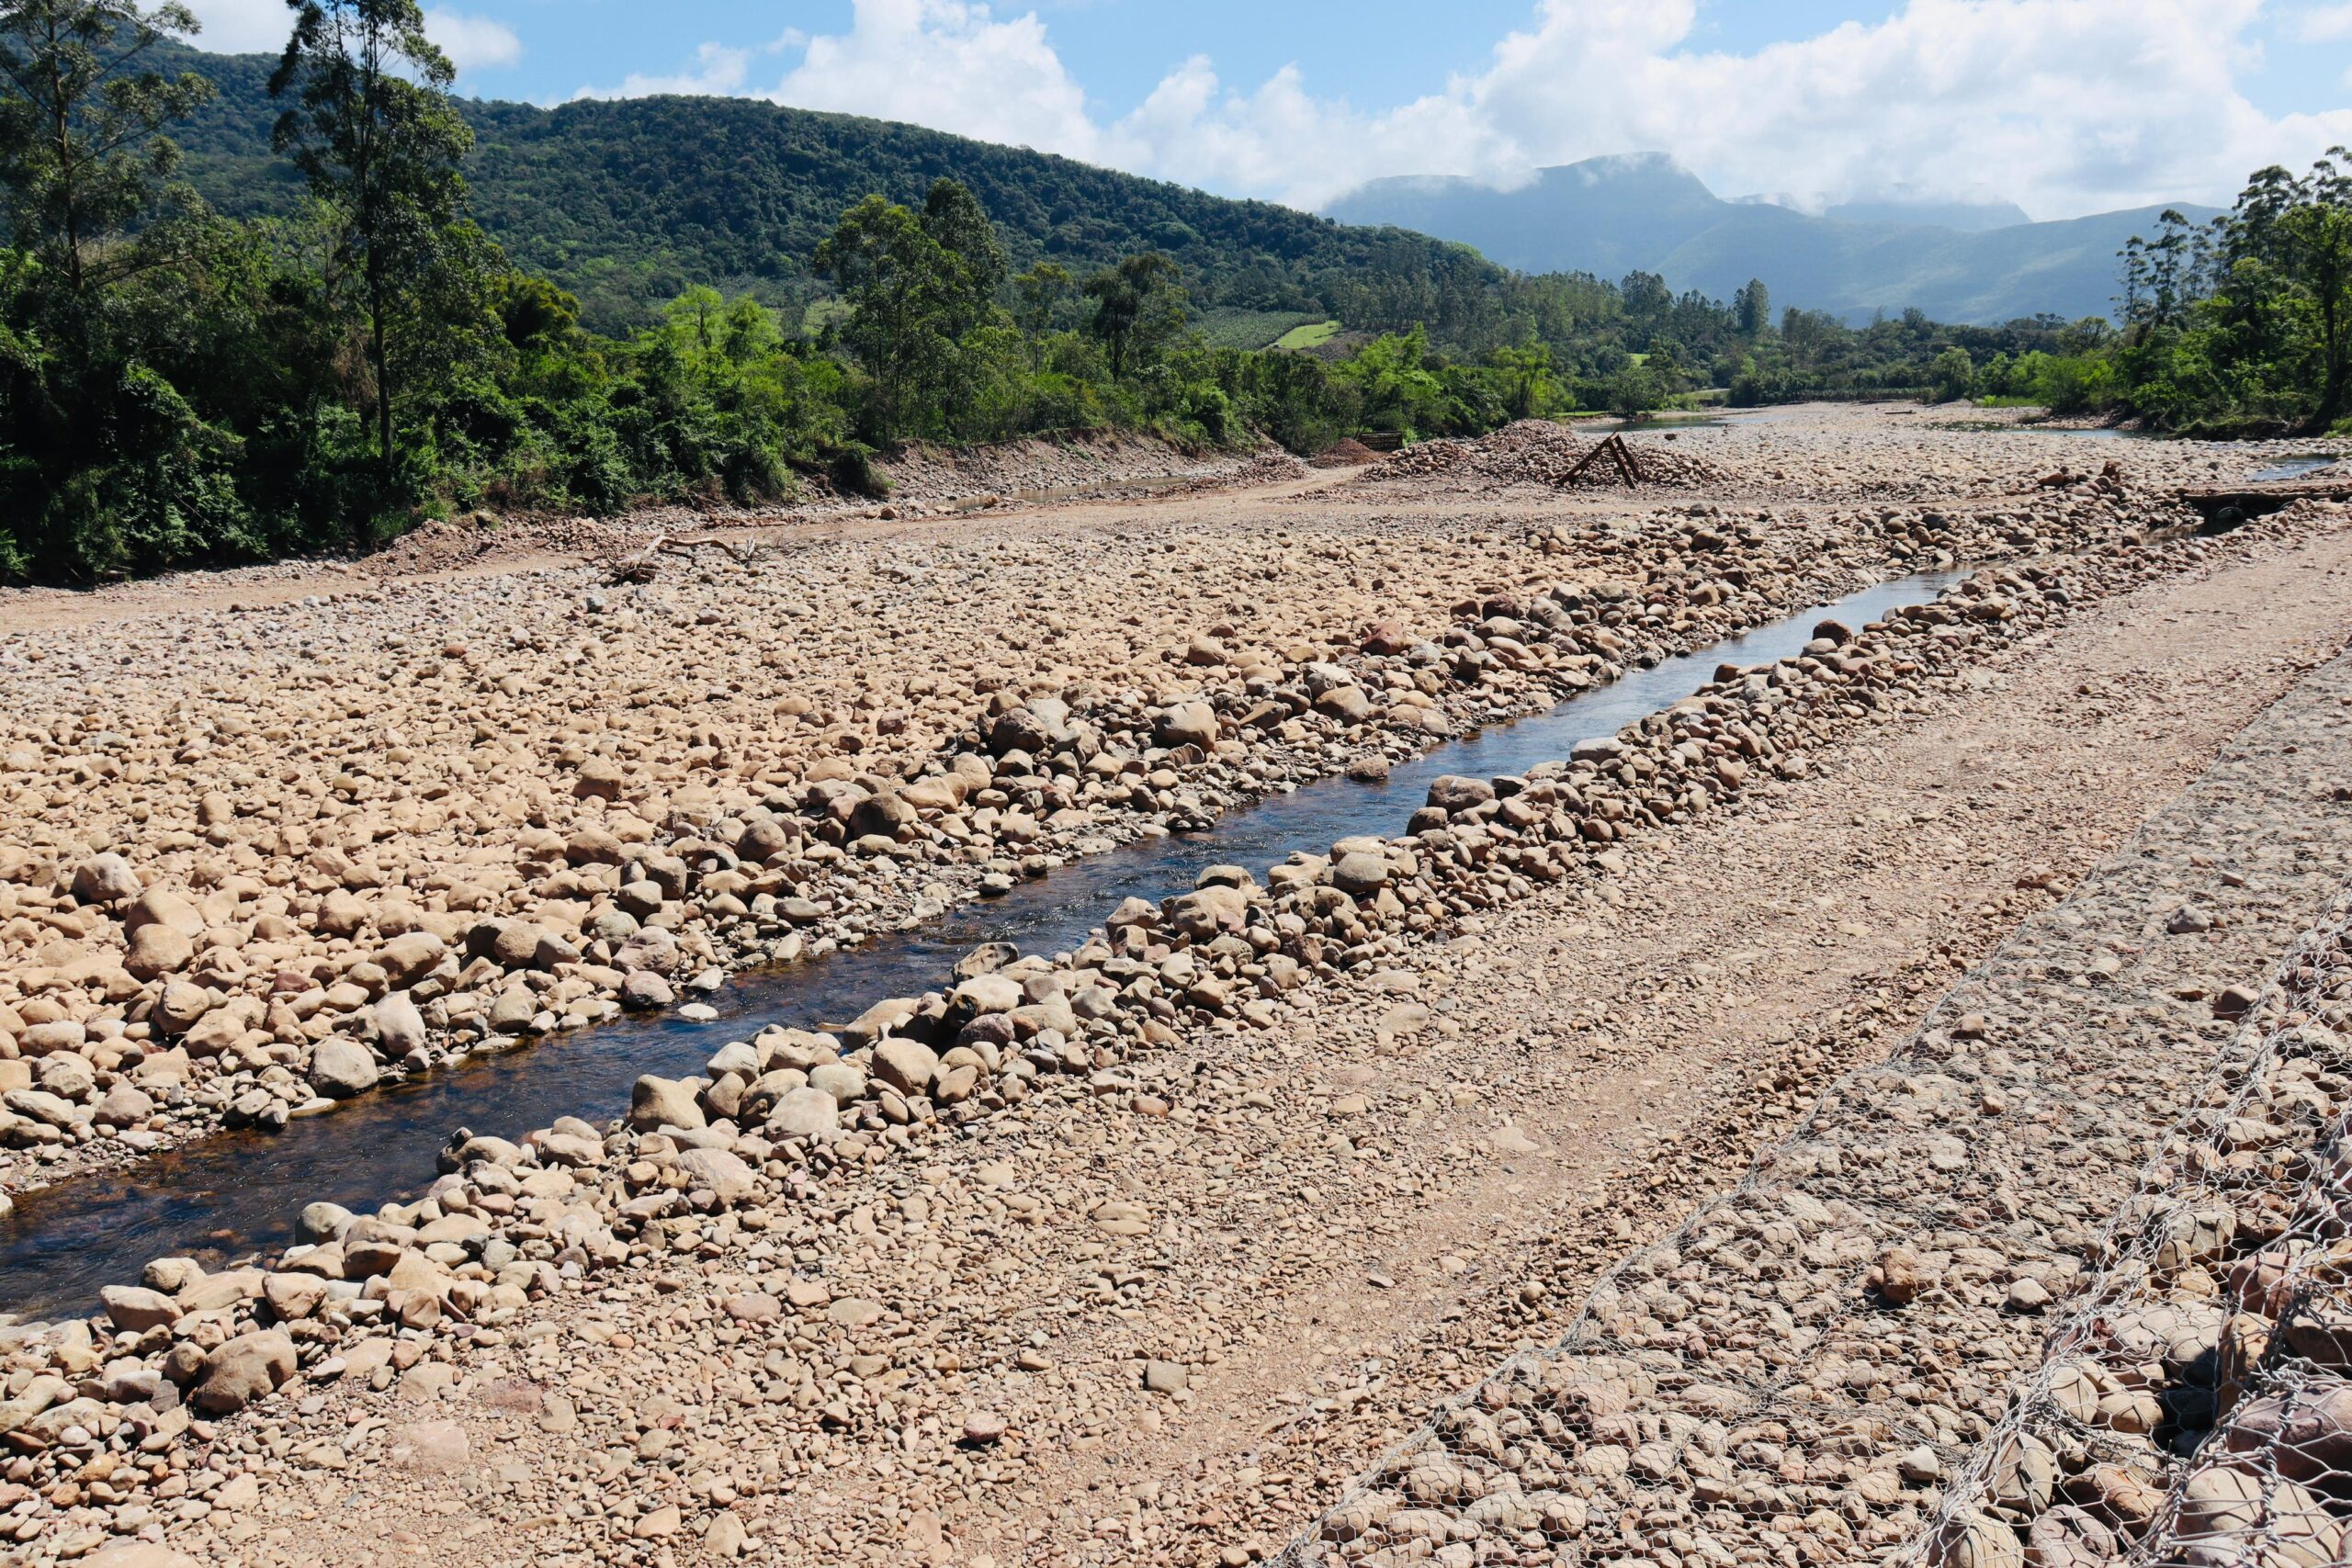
[0,568,1971,1320]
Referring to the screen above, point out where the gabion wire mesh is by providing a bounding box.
[1273,650,2352,1568]
[1907,907,2352,1568]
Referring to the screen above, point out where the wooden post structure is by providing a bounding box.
[1562,432,1644,487]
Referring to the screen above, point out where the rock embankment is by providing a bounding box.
[1356,421,1734,492]
[0,444,2209,1196]
[1920,916,2352,1567]
[1280,626,2352,1568]
[872,429,1300,511]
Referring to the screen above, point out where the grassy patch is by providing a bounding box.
[1273,320,1342,351]
[1194,308,1325,351]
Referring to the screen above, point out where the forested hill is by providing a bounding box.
[160,40,1508,334]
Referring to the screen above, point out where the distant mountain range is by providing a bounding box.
[153,36,2194,333]
[1325,153,2218,325]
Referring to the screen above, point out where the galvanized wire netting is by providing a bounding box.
[1909,899,2352,1568]
[1273,648,2352,1568]
[1275,897,2352,1568]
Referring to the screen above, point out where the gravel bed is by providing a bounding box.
[0,432,2224,1200]
[1279,637,2352,1568]
[0,410,2347,1566]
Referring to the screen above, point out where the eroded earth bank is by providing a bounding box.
[0,406,2349,1568]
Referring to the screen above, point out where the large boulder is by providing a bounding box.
[1155,701,1219,750]
[123,887,203,938]
[123,921,194,980]
[848,791,919,840]
[377,931,446,987]
[621,970,675,1010]
[262,1271,329,1321]
[70,852,140,904]
[1426,775,1495,812]
[308,1036,380,1099]
[373,991,427,1059]
[182,995,264,1056]
[766,1087,842,1140]
[952,974,1023,1015]
[190,1330,297,1414]
[809,1061,867,1103]
[676,1146,757,1203]
[988,707,1054,756]
[871,1040,940,1098]
[340,1218,418,1278]
[93,1082,154,1127]
[100,1284,182,1333]
[1314,687,1375,725]
[1164,885,1250,941]
[616,926,682,975]
[153,981,213,1035]
[629,1074,707,1132]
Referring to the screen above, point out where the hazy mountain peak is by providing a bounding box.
[1323,157,2212,322]
[1821,197,2033,232]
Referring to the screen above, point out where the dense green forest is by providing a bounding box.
[6,4,2328,588]
[152,35,1529,340]
[1905,152,2352,437]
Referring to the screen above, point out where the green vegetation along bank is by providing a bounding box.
[3,5,2342,585]
[1923,152,2352,436]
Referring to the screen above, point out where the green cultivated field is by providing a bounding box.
[1194,308,1328,350]
[1274,321,1344,350]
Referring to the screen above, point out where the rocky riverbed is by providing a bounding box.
[0,404,2349,1567]
[1285,604,2352,1568]
[2,407,2329,1202]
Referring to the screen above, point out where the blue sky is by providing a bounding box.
[182,1,2352,218]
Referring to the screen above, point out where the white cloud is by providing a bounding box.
[1099,0,2352,218]
[566,0,2352,220]
[572,29,808,104]
[577,41,754,101]
[175,0,291,54]
[574,0,1096,152]
[177,2,520,75]
[424,9,522,74]
[771,0,1097,155]
[2300,3,2352,40]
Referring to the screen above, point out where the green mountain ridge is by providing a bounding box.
[160,40,1514,337]
[164,43,2200,333]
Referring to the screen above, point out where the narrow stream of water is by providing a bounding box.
[0,569,1970,1319]
[2009,425,2336,485]
[2244,457,2341,485]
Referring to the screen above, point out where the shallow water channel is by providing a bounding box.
[2244,457,2341,484]
[2008,425,2335,485]
[0,569,1971,1319]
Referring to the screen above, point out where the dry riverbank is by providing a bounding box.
[3,406,2287,1200]
[0,406,2349,1568]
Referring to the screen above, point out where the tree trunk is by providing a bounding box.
[2318,279,2346,429]
[50,47,80,297]
[375,312,392,482]
[370,262,393,538]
